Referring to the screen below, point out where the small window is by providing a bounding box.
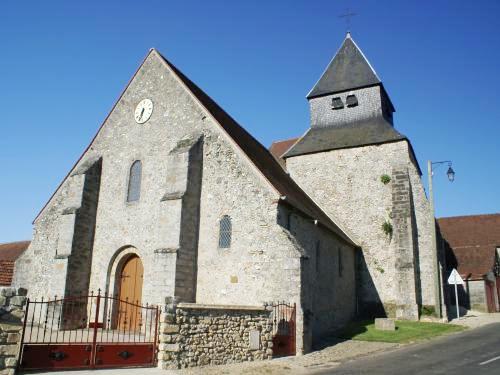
[338,248,344,277]
[346,94,358,107]
[331,97,344,110]
[218,215,232,248]
[127,160,142,202]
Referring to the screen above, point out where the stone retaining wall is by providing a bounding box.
[0,287,27,375]
[158,298,273,369]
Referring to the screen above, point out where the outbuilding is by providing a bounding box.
[439,214,500,313]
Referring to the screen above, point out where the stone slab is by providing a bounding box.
[375,318,396,331]
[177,302,266,311]
[249,330,260,350]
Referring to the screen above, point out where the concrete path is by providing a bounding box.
[449,310,500,328]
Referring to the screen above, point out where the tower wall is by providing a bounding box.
[309,85,392,128]
[286,141,435,318]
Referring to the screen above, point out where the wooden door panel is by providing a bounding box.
[118,256,143,331]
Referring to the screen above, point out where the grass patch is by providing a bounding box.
[338,320,465,343]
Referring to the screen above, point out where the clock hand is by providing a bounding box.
[138,108,145,120]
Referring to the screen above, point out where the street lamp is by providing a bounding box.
[428,160,455,319]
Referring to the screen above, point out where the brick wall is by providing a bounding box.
[0,262,15,286]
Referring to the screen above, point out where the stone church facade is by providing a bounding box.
[12,33,442,354]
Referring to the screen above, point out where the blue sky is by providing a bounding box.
[1,0,499,242]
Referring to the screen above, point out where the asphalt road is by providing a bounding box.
[319,323,500,375]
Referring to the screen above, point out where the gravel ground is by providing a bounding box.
[172,339,397,375]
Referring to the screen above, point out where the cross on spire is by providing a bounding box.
[339,8,357,32]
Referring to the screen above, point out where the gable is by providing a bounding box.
[32,49,356,247]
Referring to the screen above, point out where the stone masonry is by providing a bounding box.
[0,287,27,375]
[13,49,358,355]
[158,298,273,369]
[391,167,419,320]
[286,141,435,318]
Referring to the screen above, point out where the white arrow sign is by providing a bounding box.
[448,268,464,285]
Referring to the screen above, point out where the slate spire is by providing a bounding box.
[307,32,381,99]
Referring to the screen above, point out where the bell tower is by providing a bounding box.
[282,33,437,320]
[284,33,404,158]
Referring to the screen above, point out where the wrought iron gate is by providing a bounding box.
[271,302,296,357]
[19,290,159,371]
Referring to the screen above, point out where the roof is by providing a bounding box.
[269,138,298,165]
[0,241,30,261]
[307,33,381,99]
[438,214,500,280]
[157,52,356,246]
[0,241,29,286]
[282,117,406,158]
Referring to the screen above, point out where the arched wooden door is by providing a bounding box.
[118,255,143,331]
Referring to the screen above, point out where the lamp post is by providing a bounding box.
[428,160,455,319]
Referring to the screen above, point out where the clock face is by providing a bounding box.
[134,99,153,124]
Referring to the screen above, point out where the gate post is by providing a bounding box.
[91,289,101,367]
[17,298,29,365]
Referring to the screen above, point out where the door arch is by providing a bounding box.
[117,254,144,331]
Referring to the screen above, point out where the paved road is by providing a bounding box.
[318,323,500,375]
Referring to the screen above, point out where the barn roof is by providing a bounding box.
[0,241,30,261]
[439,214,500,280]
[269,138,299,166]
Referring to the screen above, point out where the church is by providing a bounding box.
[11,33,443,354]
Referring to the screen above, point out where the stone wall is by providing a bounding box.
[282,206,357,347]
[0,287,27,375]
[64,159,102,297]
[286,140,435,318]
[391,167,418,319]
[464,280,488,312]
[158,299,273,369]
[12,50,358,354]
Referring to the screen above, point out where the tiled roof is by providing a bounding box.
[0,241,30,261]
[0,241,30,286]
[438,214,500,280]
[269,138,298,165]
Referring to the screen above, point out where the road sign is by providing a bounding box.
[447,268,464,285]
[447,268,464,319]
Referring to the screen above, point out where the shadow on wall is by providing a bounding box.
[355,251,386,319]
[443,238,470,311]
